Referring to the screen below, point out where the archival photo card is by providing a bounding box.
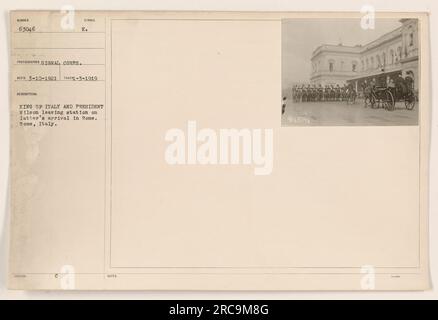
[8,11,430,291]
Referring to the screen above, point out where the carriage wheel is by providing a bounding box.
[405,94,415,110]
[384,91,395,111]
[369,95,378,109]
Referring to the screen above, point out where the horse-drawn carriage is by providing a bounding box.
[363,77,416,111]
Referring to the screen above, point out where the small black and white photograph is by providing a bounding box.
[282,18,419,126]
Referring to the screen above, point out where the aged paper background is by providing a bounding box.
[7,10,430,291]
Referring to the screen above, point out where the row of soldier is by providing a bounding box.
[292,83,356,103]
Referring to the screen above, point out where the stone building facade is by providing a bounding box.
[310,19,418,92]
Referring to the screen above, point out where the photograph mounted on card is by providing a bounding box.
[8,11,430,290]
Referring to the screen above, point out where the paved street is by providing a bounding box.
[282,99,418,126]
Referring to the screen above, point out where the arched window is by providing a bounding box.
[366,58,369,70]
[376,55,381,68]
[390,49,394,64]
[406,25,414,47]
[397,46,402,61]
[370,57,374,69]
[352,61,357,72]
[382,52,386,66]
[328,60,334,72]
